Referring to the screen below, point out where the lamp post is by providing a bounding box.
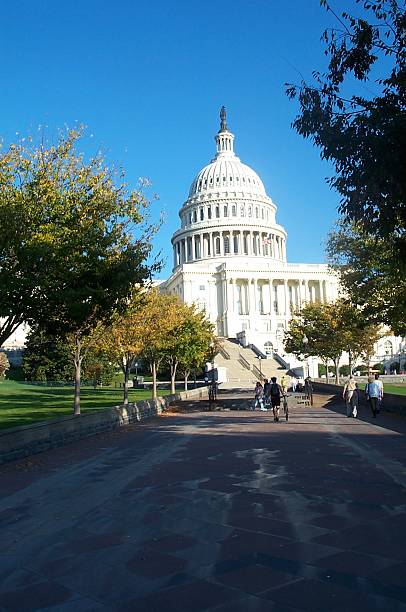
[257,356,262,379]
[302,335,309,379]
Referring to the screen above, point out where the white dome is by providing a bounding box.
[188,158,266,198]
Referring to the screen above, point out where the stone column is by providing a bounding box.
[253,278,258,312]
[228,279,234,314]
[269,280,274,317]
[284,279,289,316]
[192,235,196,260]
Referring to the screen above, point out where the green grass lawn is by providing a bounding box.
[384,384,406,396]
[0,380,170,431]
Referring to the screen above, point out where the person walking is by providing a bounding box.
[343,376,359,418]
[280,375,288,394]
[365,376,380,418]
[263,378,271,410]
[269,377,283,422]
[374,373,384,413]
[254,381,264,411]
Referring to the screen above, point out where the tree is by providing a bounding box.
[82,349,116,388]
[286,1,406,245]
[284,302,344,383]
[284,299,380,384]
[0,128,159,414]
[23,328,73,382]
[167,306,215,392]
[0,352,10,378]
[137,289,185,400]
[287,0,406,326]
[334,298,382,374]
[94,293,146,405]
[327,220,406,335]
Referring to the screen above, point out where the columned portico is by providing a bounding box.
[164,107,339,355]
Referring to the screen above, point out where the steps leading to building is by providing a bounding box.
[215,338,288,385]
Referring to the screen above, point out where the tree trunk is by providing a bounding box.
[334,358,340,385]
[152,360,157,400]
[184,371,189,391]
[170,360,177,395]
[325,360,330,383]
[123,359,130,406]
[348,350,352,376]
[73,338,82,416]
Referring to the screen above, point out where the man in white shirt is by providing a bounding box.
[365,376,380,418]
[374,374,384,413]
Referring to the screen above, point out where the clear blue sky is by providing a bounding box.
[0,0,362,278]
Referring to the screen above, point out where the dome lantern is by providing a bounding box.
[215,106,235,157]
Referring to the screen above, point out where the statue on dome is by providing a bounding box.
[220,106,227,131]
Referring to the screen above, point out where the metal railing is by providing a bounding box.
[219,346,231,359]
[252,365,262,379]
[238,355,252,370]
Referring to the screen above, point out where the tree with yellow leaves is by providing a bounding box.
[0,128,159,415]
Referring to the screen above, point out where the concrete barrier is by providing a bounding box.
[0,387,207,465]
[312,381,406,417]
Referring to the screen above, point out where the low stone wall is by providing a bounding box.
[312,381,406,417]
[0,387,207,465]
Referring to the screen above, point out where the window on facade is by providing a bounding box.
[224,205,228,217]
[273,285,279,315]
[289,285,294,311]
[384,340,393,355]
[224,236,230,254]
[189,213,192,224]
[257,285,264,314]
[243,234,248,255]
[200,208,204,220]
[248,206,252,217]
[215,237,221,254]
[237,284,244,314]
[199,285,205,291]
[255,207,259,218]
[208,207,212,219]
[240,205,245,217]
[232,204,236,216]
[233,234,238,253]
[193,210,197,222]
[261,209,265,219]
[215,206,220,218]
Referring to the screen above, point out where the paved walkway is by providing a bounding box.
[1,391,406,611]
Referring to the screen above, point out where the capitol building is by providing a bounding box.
[162,108,340,362]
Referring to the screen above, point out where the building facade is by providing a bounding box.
[162,108,340,359]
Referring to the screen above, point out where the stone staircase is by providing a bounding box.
[215,338,287,387]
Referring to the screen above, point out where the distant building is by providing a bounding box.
[162,108,339,364]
